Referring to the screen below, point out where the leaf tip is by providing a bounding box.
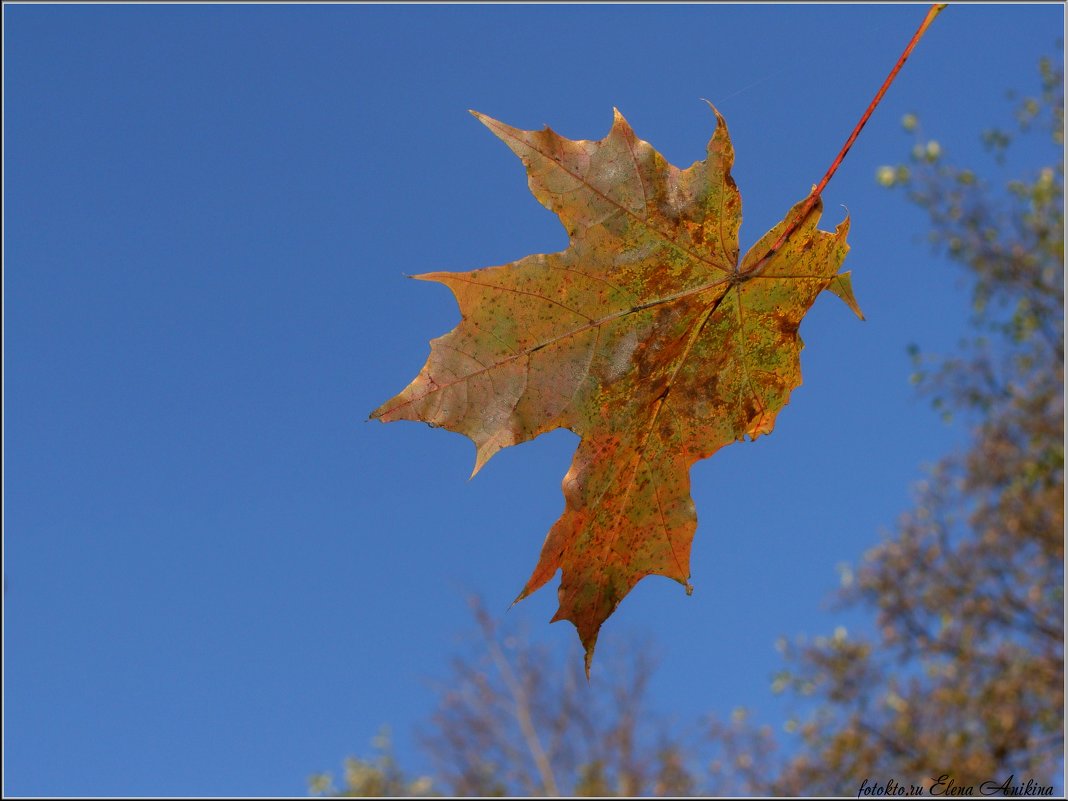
[827,271,865,320]
[468,457,486,481]
[700,97,726,126]
[470,109,502,134]
[411,271,447,284]
[835,206,852,238]
[577,626,600,680]
[368,401,386,422]
[610,107,633,137]
[565,616,600,680]
[471,433,511,479]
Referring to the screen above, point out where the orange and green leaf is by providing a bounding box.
[372,106,861,673]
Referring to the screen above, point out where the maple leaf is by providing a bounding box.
[372,106,862,673]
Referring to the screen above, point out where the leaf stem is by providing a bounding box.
[741,3,948,277]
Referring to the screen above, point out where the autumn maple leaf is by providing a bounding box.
[372,104,863,673]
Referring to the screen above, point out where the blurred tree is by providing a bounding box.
[308,729,434,798]
[421,598,699,796]
[312,597,713,797]
[768,55,1063,795]
[312,57,1063,797]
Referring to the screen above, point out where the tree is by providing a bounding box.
[421,598,702,797]
[311,592,801,796]
[767,55,1063,795]
[308,732,434,798]
[313,57,1063,797]
[312,597,708,797]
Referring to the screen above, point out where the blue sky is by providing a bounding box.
[4,3,1062,796]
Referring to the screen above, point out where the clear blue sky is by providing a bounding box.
[4,3,1061,796]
